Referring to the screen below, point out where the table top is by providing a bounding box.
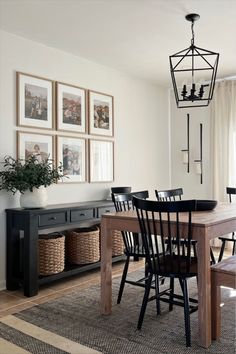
[6,199,113,214]
[102,202,236,227]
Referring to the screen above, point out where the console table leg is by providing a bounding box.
[23,215,38,297]
[6,213,20,290]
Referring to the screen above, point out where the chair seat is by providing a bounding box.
[147,255,198,277]
[124,242,198,258]
[165,239,197,245]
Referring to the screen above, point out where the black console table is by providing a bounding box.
[6,200,122,297]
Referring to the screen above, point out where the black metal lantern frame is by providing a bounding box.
[170,13,219,108]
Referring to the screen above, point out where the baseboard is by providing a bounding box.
[0,280,6,291]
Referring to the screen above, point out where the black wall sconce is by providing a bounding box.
[181,113,190,173]
[194,123,203,184]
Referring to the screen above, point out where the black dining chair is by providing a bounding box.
[218,187,236,262]
[155,188,197,258]
[133,196,198,347]
[155,188,216,264]
[111,190,150,304]
[111,186,132,194]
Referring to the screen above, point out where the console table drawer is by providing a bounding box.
[38,212,67,227]
[97,206,115,218]
[70,208,94,222]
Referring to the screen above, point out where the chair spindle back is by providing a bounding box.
[155,188,183,201]
[133,197,196,276]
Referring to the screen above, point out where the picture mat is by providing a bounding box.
[57,136,86,183]
[90,140,113,182]
[18,132,53,161]
[18,74,53,129]
[89,91,113,136]
[57,83,86,133]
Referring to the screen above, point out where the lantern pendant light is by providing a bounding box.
[169,13,219,108]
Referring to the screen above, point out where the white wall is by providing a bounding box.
[170,90,212,199]
[0,30,170,289]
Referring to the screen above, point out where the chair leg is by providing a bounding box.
[193,243,197,257]
[155,275,161,315]
[117,256,130,304]
[145,257,148,278]
[137,274,153,330]
[133,233,140,261]
[160,276,165,285]
[181,278,191,347]
[218,240,226,262]
[169,277,174,311]
[232,240,236,256]
[210,247,216,265]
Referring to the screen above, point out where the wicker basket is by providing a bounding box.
[67,226,100,264]
[112,230,124,256]
[38,233,65,276]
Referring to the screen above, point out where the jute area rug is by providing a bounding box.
[0,270,235,354]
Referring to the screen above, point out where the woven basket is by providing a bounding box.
[112,230,124,256]
[67,226,100,264]
[38,233,65,276]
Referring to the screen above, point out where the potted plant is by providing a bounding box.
[0,155,63,208]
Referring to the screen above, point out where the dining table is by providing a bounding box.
[100,202,236,348]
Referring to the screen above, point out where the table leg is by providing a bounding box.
[101,217,113,314]
[211,277,221,340]
[197,236,212,348]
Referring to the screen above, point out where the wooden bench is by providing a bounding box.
[211,255,236,340]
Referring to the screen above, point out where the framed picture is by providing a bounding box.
[89,139,114,182]
[17,131,54,161]
[17,72,53,129]
[89,90,114,137]
[57,136,86,183]
[56,82,86,133]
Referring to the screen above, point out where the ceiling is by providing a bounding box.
[0,0,235,87]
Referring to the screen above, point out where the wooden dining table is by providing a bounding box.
[100,202,236,348]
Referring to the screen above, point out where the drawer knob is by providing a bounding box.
[49,216,57,220]
[105,210,111,213]
[80,213,86,216]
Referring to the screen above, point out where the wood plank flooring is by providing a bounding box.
[0,246,229,317]
[0,259,144,317]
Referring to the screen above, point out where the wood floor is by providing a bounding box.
[0,259,144,318]
[0,246,229,317]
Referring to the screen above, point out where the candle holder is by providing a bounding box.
[181,113,190,172]
[194,123,203,184]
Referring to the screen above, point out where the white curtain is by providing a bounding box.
[211,80,236,246]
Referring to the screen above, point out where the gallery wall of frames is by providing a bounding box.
[16,72,114,183]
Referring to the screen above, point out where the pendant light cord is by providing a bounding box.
[191,20,195,46]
